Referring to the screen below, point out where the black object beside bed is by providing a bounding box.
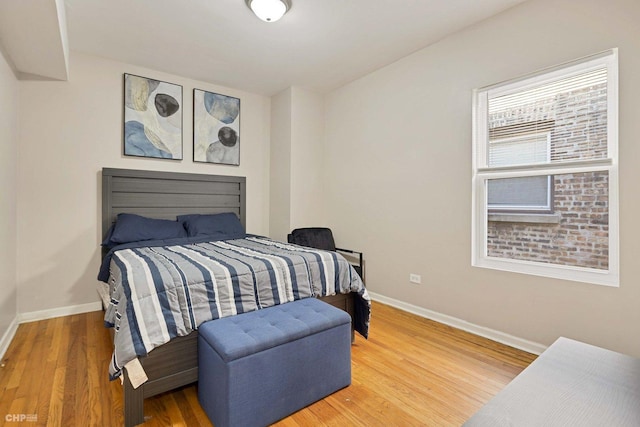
[99,168,365,427]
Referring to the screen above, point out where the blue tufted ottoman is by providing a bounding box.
[197,298,352,427]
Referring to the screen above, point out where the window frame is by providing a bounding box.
[471,49,619,287]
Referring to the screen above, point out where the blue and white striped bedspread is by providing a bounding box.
[104,236,370,380]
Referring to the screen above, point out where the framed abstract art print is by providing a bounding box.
[123,73,183,160]
[193,89,240,166]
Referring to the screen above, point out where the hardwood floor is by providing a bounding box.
[0,302,536,426]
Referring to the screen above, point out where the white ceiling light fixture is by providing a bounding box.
[245,0,291,22]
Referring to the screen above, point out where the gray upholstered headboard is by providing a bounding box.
[101,168,246,238]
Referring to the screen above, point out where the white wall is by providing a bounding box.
[269,86,325,242]
[289,87,325,230]
[323,0,640,357]
[269,88,292,242]
[0,48,18,342]
[16,51,271,314]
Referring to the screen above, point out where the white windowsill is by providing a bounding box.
[488,213,562,224]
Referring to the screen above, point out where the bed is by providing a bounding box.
[98,168,370,426]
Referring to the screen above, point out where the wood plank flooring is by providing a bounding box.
[0,302,536,426]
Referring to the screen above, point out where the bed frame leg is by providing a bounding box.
[124,371,145,427]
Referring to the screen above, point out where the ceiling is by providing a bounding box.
[1,0,528,95]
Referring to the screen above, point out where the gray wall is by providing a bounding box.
[0,48,18,345]
[269,87,326,242]
[16,52,272,314]
[323,0,640,356]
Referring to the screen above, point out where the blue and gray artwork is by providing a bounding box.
[123,74,182,159]
[204,93,240,124]
[194,89,240,165]
[124,121,173,158]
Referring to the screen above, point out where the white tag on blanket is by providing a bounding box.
[124,358,149,389]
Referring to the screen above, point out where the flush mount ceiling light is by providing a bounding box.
[245,0,291,22]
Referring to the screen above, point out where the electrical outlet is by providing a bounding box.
[409,273,421,284]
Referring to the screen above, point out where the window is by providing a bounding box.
[472,50,619,287]
[488,133,552,213]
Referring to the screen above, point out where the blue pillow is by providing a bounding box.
[177,212,245,239]
[109,213,187,245]
[101,224,117,248]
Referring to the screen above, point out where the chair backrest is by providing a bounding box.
[288,227,336,251]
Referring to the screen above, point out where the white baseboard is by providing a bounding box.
[18,301,102,324]
[0,316,19,360]
[6,294,546,358]
[368,291,547,355]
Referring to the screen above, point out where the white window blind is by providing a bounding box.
[489,68,608,115]
[489,134,549,167]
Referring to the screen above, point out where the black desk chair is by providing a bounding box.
[287,227,364,282]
